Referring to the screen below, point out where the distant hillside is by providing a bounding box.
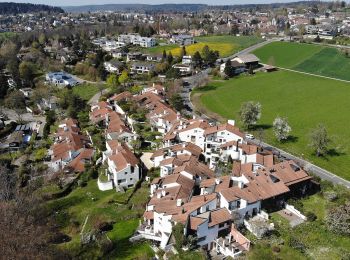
[63,1,323,13]
[63,4,207,13]
[0,2,64,15]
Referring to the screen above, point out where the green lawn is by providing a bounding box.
[194,71,350,180]
[253,41,350,81]
[295,47,350,81]
[47,179,153,258]
[72,83,105,101]
[146,36,263,58]
[0,32,17,40]
[253,41,324,68]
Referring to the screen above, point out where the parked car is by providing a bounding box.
[245,134,254,140]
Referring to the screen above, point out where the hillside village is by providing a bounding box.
[1,1,350,260]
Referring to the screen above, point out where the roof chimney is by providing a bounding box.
[177,199,182,207]
[161,190,166,197]
[215,178,221,185]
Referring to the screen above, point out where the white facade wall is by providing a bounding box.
[108,159,140,188]
[178,128,206,150]
[153,212,173,249]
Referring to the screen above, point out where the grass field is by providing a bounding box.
[253,41,350,81]
[193,71,350,180]
[0,32,16,41]
[47,180,153,259]
[72,83,105,101]
[147,36,263,58]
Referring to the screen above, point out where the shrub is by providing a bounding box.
[305,211,317,222]
[272,245,281,253]
[288,236,306,253]
[172,223,186,251]
[326,202,350,236]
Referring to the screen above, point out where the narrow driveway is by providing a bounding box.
[88,89,109,105]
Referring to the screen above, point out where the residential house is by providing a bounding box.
[232,54,260,69]
[49,118,93,173]
[172,63,193,76]
[101,140,141,190]
[130,62,155,74]
[170,34,195,46]
[104,60,125,74]
[46,72,79,87]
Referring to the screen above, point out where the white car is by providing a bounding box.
[245,134,254,140]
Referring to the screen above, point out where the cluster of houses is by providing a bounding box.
[92,33,156,52]
[88,93,141,191]
[84,83,313,257]
[48,118,94,173]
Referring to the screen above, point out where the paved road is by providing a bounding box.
[249,139,350,189]
[88,89,109,105]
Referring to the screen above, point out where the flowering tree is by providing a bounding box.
[273,116,291,142]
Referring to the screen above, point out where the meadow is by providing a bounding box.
[253,41,350,81]
[72,83,105,101]
[193,71,350,180]
[45,180,154,259]
[146,35,263,58]
[0,32,16,41]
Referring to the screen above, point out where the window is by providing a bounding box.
[206,205,210,211]
[131,166,134,172]
[130,178,133,181]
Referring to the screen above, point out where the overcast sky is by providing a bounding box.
[0,0,317,7]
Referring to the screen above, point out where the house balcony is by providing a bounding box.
[136,224,162,242]
[214,237,245,259]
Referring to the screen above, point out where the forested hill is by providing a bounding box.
[0,2,64,15]
[63,4,207,13]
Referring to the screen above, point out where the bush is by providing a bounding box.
[172,223,186,251]
[326,203,350,236]
[287,198,303,211]
[305,211,317,222]
[288,236,306,253]
[272,245,281,253]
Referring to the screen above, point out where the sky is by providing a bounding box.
[0,0,314,7]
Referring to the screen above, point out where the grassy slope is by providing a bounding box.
[295,47,350,81]
[72,84,104,101]
[195,71,350,180]
[47,180,153,258]
[147,36,263,58]
[253,41,350,81]
[253,41,324,68]
[0,32,16,40]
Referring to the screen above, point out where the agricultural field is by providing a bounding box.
[253,41,350,81]
[146,35,263,58]
[193,70,350,180]
[45,179,153,259]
